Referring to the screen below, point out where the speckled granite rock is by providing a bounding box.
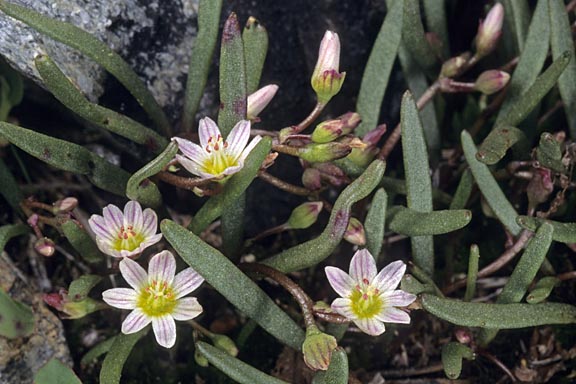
[0,0,199,119]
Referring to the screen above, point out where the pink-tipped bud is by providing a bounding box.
[311,112,361,143]
[44,289,106,319]
[474,70,510,95]
[53,197,78,214]
[343,217,366,246]
[286,201,323,229]
[302,325,338,371]
[27,213,39,227]
[441,52,471,78]
[298,142,352,163]
[247,84,279,121]
[34,237,55,257]
[302,168,322,190]
[527,168,554,209]
[475,3,504,58]
[346,124,386,167]
[311,31,346,103]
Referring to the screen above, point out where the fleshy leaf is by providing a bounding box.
[388,206,471,236]
[100,330,145,384]
[517,216,576,243]
[311,348,349,384]
[365,188,387,258]
[61,219,103,264]
[477,126,526,165]
[34,359,82,384]
[68,275,102,302]
[441,342,475,380]
[243,17,269,94]
[0,287,34,339]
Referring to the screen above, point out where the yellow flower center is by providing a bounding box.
[137,280,177,317]
[349,278,383,319]
[112,225,145,252]
[202,134,237,176]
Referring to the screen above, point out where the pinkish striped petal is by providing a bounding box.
[238,136,262,163]
[103,204,124,233]
[121,309,151,334]
[349,249,377,285]
[381,290,416,307]
[88,215,116,241]
[137,234,163,252]
[152,314,176,348]
[199,117,221,149]
[102,288,137,309]
[373,260,406,292]
[331,297,356,320]
[376,306,411,324]
[221,163,243,177]
[95,238,118,258]
[148,251,176,284]
[173,137,208,163]
[119,257,148,290]
[176,154,205,177]
[141,208,159,237]
[172,267,204,299]
[354,318,385,336]
[325,266,355,297]
[171,297,203,321]
[225,120,251,159]
[123,201,143,232]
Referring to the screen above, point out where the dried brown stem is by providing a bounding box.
[156,171,213,191]
[258,171,312,196]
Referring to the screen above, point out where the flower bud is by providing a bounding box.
[247,84,279,121]
[474,70,509,95]
[302,325,338,371]
[343,217,366,246]
[311,31,346,104]
[475,3,504,58]
[311,112,361,143]
[440,52,471,78]
[286,201,323,229]
[211,334,239,357]
[298,142,351,163]
[34,237,55,257]
[302,168,322,190]
[43,289,106,319]
[527,168,554,209]
[53,197,78,214]
[194,349,210,367]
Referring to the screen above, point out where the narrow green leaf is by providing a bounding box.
[401,91,434,275]
[549,0,576,137]
[221,196,245,260]
[0,288,34,338]
[517,216,576,243]
[0,158,23,213]
[243,17,269,94]
[68,275,102,302]
[61,220,103,264]
[464,244,480,302]
[365,188,387,258]
[536,132,565,173]
[34,54,167,151]
[441,342,474,380]
[461,130,521,235]
[381,176,453,206]
[421,294,576,328]
[527,276,560,304]
[262,160,386,273]
[0,123,130,196]
[100,330,145,384]
[162,220,305,349]
[218,12,247,136]
[499,51,571,128]
[422,0,449,57]
[0,223,27,251]
[477,126,526,165]
[495,0,549,125]
[449,169,473,210]
[188,137,272,234]
[34,359,82,384]
[401,274,433,295]
[312,348,349,384]
[0,57,23,107]
[197,342,289,384]
[126,142,178,209]
[502,0,530,53]
[402,0,438,73]
[0,1,170,135]
[182,0,223,131]
[388,207,471,236]
[356,0,403,136]
[81,337,117,366]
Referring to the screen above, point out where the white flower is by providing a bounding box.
[325,249,416,336]
[172,117,262,180]
[102,251,204,348]
[88,201,162,258]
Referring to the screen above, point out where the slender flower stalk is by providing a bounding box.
[88,201,162,258]
[247,84,279,121]
[102,251,204,348]
[172,117,262,181]
[325,249,416,336]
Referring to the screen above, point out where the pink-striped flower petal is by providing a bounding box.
[354,317,386,336]
[172,268,204,299]
[331,297,357,320]
[199,117,221,149]
[102,288,137,309]
[122,309,152,334]
[175,154,205,176]
[123,201,143,232]
[173,138,208,164]
[226,120,251,159]
[141,208,158,237]
[373,260,406,292]
[119,257,148,290]
[88,215,116,241]
[221,163,243,177]
[148,250,176,284]
[171,297,203,321]
[349,249,377,285]
[325,266,355,297]
[103,204,123,232]
[381,290,417,307]
[376,307,411,324]
[238,136,262,163]
[152,315,177,348]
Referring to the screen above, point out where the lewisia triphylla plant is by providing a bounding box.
[325,249,416,336]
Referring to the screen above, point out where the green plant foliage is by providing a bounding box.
[81,337,117,366]
[380,176,453,206]
[536,132,565,173]
[0,288,34,339]
[100,330,146,384]
[243,17,269,94]
[0,159,23,213]
[364,188,387,258]
[477,126,526,165]
[517,216,576,243]
[449,169,473,210]
[402,0,438,74]
[441,342,474,380]
[34,359,82,384]
[388,206,471,236]
[527,276,560,304]
[67,275,102,302]
[422,0,449,57]
[311,348,349,384]
[60,220,103,264]
[0,223,27,251]
[464,244,480,302]
[502,0,530,53]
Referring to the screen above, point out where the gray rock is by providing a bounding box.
[0,0,199,120]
